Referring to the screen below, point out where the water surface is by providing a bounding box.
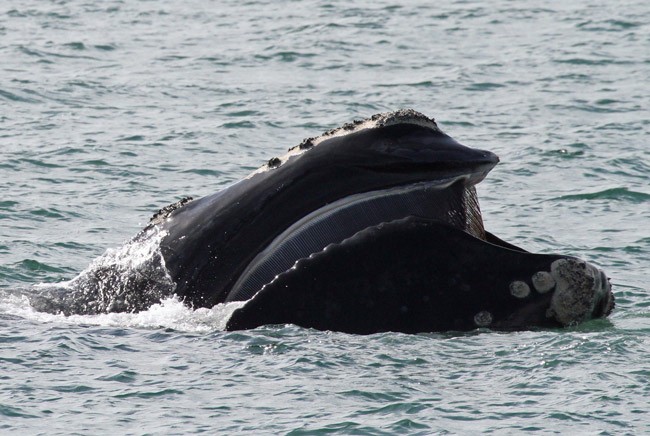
[1,0,648,434]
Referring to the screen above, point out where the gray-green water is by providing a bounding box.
[1,0,648,434]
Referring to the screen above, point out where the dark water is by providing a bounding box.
[1,0,648,433]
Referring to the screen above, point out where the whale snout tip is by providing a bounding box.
[547,258,614,326]
[473,149,499,166]
[485,150,499,164]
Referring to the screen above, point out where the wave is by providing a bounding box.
[554,187,650,202]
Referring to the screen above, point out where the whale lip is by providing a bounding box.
[351,131,500,182]
[594,270,615,318]
[226,176,480,303]
[588,267,615,320]
[359,149,498,176]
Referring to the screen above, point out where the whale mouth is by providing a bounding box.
[226,175,486,302]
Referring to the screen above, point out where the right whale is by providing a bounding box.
[33,109,615,334]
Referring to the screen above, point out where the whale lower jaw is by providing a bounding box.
[227,176,485,303]
[224,217,615,334]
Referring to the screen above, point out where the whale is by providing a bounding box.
[32,109,614,333]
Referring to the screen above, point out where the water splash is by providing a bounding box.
[0,293,244,333]
[28,226,176,315]
[0,225,248,332]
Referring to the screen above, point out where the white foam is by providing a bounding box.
[0,292,245,333]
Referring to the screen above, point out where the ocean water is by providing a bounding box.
[1,0,648,434]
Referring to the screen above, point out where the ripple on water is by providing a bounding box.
[0,0,648,434]
[553,187,650,202]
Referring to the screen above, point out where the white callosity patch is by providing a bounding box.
[301,109,440,148]
[532,271,555,293]
[546,259,600,326]
[250,109,440,176]
[474,310,493,327]
[509,280,531,298]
